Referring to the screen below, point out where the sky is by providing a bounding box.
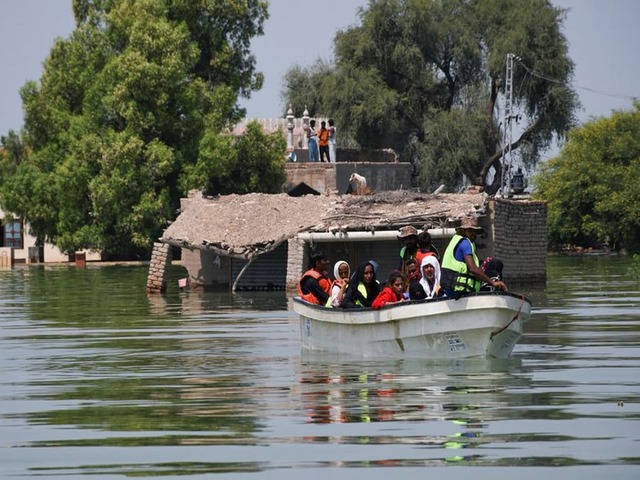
[1,0,639,150]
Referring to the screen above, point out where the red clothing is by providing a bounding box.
[415,250,437,267]
[372,286,403,310]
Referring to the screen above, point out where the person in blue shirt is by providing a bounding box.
[441,216,507,297]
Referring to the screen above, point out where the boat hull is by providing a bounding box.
[293,292,531,359]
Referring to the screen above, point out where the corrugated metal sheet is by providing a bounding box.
[231,243,288,291]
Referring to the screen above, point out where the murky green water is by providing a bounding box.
[1,257,639,479]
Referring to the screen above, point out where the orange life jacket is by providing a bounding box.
[415,250,437,267]
[298,269,331,304]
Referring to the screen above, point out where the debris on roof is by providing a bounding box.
[160,190,487,259]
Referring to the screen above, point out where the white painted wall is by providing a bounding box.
[0,206,101,263]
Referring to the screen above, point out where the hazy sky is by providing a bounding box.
[1,0,638,146]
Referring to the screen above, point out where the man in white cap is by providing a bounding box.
[441,216,507,296]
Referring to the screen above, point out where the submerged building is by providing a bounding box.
[147,108,546,293]
[147,188,546,293]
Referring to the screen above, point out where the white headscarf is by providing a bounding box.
[333,260,350,280]
[418,255,441,299]
[330,261,350,307]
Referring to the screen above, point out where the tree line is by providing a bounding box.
[0,0,285,260]
[282,0,578,194]
[534,102,640,253]
[1,0,635,258]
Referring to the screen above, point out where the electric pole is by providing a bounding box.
[501,53,515,198]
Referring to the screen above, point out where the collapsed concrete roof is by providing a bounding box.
[160,190,488,260]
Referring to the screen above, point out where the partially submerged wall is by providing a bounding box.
[146,242,173,293]
[166,193,548,291]
[181,248,230,291]
[489,198,547,283]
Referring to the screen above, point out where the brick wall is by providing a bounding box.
[286,237,306,290]
[489,198,547,282]
[146,242,173,293]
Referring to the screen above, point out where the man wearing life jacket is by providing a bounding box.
[298,251,331,305]
[441,216,507,296]
[396,225,419,278]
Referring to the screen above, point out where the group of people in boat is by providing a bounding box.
[298,215,508,309]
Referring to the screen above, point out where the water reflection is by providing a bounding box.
[296,357,532,466]
[1,257,639,478]
[299,357,527,423]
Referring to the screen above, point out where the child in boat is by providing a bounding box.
[372,271,406,309]
[403,258,420,291]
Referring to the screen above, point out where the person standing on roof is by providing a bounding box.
[318,120,331,162]
[307,119,319,162]
[441,216,507,296]
[328,118,337,163]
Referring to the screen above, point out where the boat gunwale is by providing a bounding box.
[292,290,532,314]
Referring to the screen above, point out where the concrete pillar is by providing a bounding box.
[146,242,173,293]
[286,237,306,290]
[286,104,295,149]
[302,106,310,150]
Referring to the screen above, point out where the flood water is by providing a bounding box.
[1,256,639,479]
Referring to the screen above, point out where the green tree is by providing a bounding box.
[0,0,283,259]
[282,0,578,193]
[534,103,640,253]
[181,120,287,196]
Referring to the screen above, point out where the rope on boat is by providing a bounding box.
[490,294,525,340]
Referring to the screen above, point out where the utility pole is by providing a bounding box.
[501,53,516,198]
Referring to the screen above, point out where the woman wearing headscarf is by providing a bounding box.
[409,256,442,299]
[326,260,350,307]
[342,261,381,308]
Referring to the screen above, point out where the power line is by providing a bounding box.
[516,60,637,101]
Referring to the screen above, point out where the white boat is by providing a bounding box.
[292,292,532,359]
